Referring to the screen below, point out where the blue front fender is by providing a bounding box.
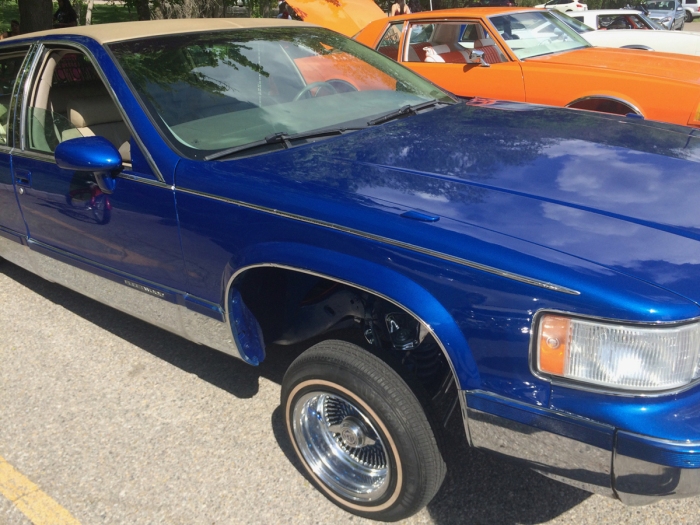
[225,242,481,391]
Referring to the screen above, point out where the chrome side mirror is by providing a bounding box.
[468,49,490,68]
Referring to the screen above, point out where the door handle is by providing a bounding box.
[15,169,31,187]
[14,170,31,195]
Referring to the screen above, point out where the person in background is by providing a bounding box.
[277,1,293,19]
[0,20,20,39]
[54,0,78,28]
[390,0,411,15]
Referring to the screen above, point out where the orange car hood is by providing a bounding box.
[285,0,385,37]
[528,47,700,84]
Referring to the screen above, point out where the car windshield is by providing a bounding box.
[549,10,594,33]
[489,11,590,60]
[109,28,454,159]
[646,1,675,8]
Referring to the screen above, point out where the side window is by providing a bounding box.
[572,15,584,21]
[376,22,404,60]
[0,52,27,146]
[406,22,504,64]
[628,15,645,28]
[26,50,131,162]
[688,0,697,5]
[598,15,631,29]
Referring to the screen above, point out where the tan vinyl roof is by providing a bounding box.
[7,18,316,45]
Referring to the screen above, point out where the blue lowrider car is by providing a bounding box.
[1,18,699,521]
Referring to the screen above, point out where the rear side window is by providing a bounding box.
[0,51,27,146]
[376,22,404,60]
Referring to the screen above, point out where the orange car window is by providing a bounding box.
[404,22,505,64]
[376,22,404,60]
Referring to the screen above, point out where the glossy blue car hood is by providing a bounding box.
[231,102,700,305]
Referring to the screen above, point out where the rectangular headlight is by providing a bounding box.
[537,314,700,391]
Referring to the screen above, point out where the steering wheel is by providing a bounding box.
[326,79,358,94]
[294,81,339,101]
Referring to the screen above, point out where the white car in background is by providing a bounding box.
[535,0,588,12]
[553,10,700,55]
[569,9,665,29]
[681,0,700,22]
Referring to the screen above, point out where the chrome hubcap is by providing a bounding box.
[292,391,390,502]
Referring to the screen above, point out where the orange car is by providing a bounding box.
[352,8,700,127]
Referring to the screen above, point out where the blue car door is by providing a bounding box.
[11,45,188,301]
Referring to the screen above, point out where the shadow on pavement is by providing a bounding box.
[2,260,591,524]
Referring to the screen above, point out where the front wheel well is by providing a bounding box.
[230,266,458,411]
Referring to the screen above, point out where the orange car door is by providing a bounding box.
[400,21,525,101]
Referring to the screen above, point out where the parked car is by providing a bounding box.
[5,17,700,522]
[553,10,700,54]
[681,0,700,22]
[535,0,588,12]
[465,0,518,6]
[647,0,686,28]
[569,8,663,28]
[353,8,700,126]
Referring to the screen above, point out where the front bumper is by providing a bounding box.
[651,17,674,29]
[463,391,700,504]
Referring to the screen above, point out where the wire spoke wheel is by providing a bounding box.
[292,391,390,501]
[282,340,446,521]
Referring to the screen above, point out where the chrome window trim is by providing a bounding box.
[20,40,166,183]
[528,308,700,397]
[0,45,35,150]
[11,149,54,162]
[117,171,173,189]
[566,95,643,116]
[19,43,42,151]
[12,148,169,189]
[179,186,580,296]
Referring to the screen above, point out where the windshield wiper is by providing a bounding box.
[205,127,364,161]
[367,99,445,126]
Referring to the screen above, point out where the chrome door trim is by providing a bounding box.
[179,187,580,296]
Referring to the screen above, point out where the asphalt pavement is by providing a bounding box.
[2,258,700,524]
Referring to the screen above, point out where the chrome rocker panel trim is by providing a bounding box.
[0,235,242,359]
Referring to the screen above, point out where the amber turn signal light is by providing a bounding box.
[538,315,571,376]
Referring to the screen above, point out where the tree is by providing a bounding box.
[18,0,53,34]
[135,0,151,20]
